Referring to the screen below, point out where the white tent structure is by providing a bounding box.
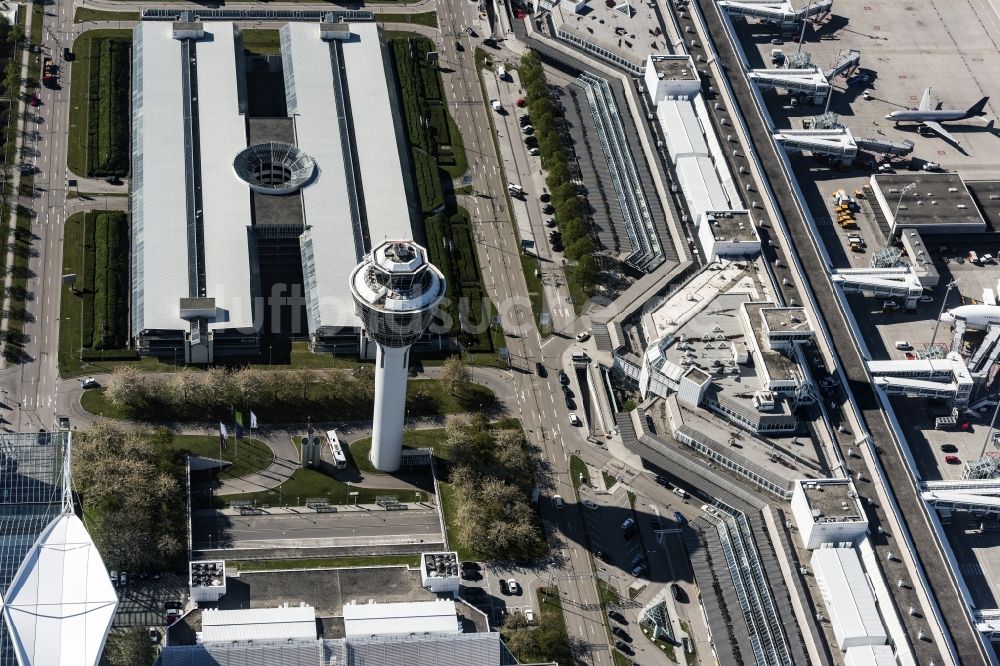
[2,512,118,666]
[2,431,118,666]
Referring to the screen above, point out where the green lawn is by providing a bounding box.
[602,470,618,490]
[73,8,139,23]
[67,29,131,177]
[241,29,280,55]
[520,253,549,334]
[375,11,438,28]
[229,554,420,571]
[213,467,415,508]
[596,577,621,607]
[570,455,589,489]
[563,265,589,316]
[168,435,274,480]
[79,378,495,424]
[439,480,474,561]
[350,428,447,475]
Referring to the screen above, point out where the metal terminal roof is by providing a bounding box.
[811,548,887,649]
[341,22,412,248]
[132,21,189,331]
[196,23,254,332]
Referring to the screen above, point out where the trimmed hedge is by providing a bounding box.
[87,37,129,176]
[92,212,128,349]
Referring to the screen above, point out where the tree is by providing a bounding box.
[574,255,599,293]
[74,421,183,572]
[565,236,595,262]
[102,627,155,666]
[441,355,472,396]
[103,365,145,409]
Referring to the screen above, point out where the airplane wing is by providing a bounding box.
[919,87,932,111]
[921,120,960,145]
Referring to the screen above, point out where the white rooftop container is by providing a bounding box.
[343,599,460,638]
[811,548,887,650]
[844,644,897,666]
[201,604,317,643]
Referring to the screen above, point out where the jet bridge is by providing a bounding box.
[717,0,832,27]
[869,352,974,405]
[773,128,857,165]
[823,49,860,80]
[921,479,1000,514]
[830,266,923,304]
[969,325,1000,377]
[748,66,830,104]
[854,136,915,157]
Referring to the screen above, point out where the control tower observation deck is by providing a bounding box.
[350,241,446,471]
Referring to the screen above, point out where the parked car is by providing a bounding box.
[541,204,555,214]
[63,47,74,61]
[576,330,591,342]
[615,641,634,656]
[569,413,581,426]
[945,455,961,464]
[562,385,573,397]
[612,626,632,642]
[595,550,611,563]
[673,511,688,526]
[559,370,570,385]
[507,579,521,595]
[671,583,686,602]
[528,147,540,156]
[499,579,510,595]
[522,125,534,135]
[582,499,599,511]
[535,362,547,377]
[461,561,481,571]
[608,609,627,624]
[940,443,958,453]
[544,217,556,227]
[57,416,70,431]
[148,627,160,644]
[553,495,564,508]
[461,569,482,581]
[565,396,576,410]
[539,192,550,202]
[654,475,669,487]
[80,377,99,389]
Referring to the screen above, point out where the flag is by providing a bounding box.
[250,411,258,429]
[219,422,228,451]
[235,424,244,439]
[235,411,244,427]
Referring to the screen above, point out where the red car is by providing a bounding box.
[904,352,916,360]
[945,455,961,464]
[28,94,39,107]
[516,98,526,108]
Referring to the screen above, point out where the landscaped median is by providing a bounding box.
[67,29,131,178]
[79,366,496,423]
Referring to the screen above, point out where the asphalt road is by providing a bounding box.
[192,506,443,551]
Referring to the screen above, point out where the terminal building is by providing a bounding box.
[790,478,869,549]
[158,599,536,666]
[638,288,815,434]
[643,55,759,262]
[870,173,989,235]
[131,19,414,363]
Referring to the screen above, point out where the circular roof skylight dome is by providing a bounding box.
[233,142,316,195]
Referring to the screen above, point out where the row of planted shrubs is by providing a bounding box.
[92,212,128,349]
[517,51,599,295]
[88,36,129,176]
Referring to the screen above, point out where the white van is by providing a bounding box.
[894,341,912,350]
[672,487,688,499]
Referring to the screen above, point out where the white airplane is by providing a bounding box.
[940,304,1000,330]
[884,87,989,146]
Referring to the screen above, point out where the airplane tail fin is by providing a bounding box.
[967,97,990,117]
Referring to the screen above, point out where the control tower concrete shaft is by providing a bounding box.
[350,241,446,471]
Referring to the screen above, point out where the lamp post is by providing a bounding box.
[928,279,958,354]
[886,182,916,249]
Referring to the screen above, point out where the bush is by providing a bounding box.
[92,212,127,349]
[88,36,129,176]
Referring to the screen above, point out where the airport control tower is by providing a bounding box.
[350,241,446,472]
